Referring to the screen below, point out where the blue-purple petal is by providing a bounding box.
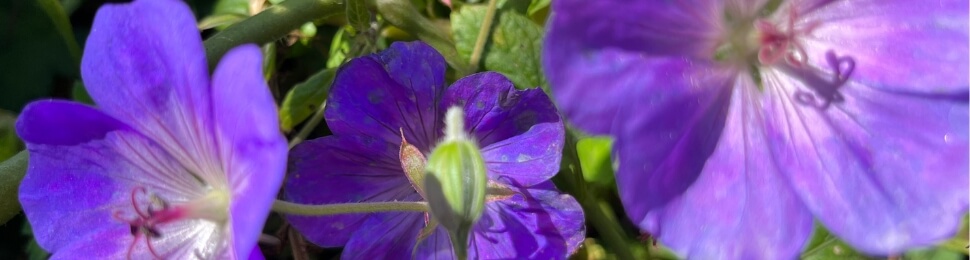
[16,100,221,258]
[341,212,426,260]
[325,42,445,150]
[284,135,420,247]
[641,81,815,259]
[81,0,221,186]
[543,0,725,134]
[211,45,288,259]
[468,181,585,259]
[762,70,969,254]
[442,72,564,186]
[606,57,737,220]
[802,0,968,93]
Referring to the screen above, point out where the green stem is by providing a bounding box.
[558,131,639,260]
[468,0,498,71]
[36,0,81,69]
[288,100,326,148]
[272,200,429,215]
[203,0,344,67]
[369,0,475,76]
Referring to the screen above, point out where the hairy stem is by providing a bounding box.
[369,0,475,76]
[203,0,344,67]
[288,101,326,148]
[469,0,498,71]
[272,200,429,215]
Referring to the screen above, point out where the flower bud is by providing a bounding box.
[423,106,487,259]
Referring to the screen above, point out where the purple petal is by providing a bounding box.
[605,58,737,220]
[284,135,420,247]
[16,100,129,146]
[543,0,725,134]
[81,0,221,180]
[48,228,129,259]
[642,82,815,259]
[325,42,446,150]
[16,101,223,258]
[546,0,724,57]
[341,212,426,259]
[467,181,585,259]
[761,69,969,254]
[413,227,454,259]
[441,72,565,186]
[801,0,968,93]
[211,45,288,259]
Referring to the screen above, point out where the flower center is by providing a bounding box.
[716,3,820,67]
[753,7,819,68]
[112,186,230,259]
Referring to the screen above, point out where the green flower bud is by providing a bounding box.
[424,106,487,259]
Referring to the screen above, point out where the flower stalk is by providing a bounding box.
[469,0,498,71]
[271,200,429,216]
[203,0,344,67]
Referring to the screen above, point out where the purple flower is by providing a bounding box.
[15,0,286,258]
[284,41,585,259]
[544,0,967,258]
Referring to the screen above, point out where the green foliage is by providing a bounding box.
[801,225,871,260]
[527,0,550,16]
[0,0,79,112]
[576,137,615,187]
[345,0,371,35]
[0,151,27,224]
[0,110,22,162]
[936,215,970,255]
[198,0,248,30]
[21,221,49,260]
[452,3,547,90]
[327,28,353,69]
[279,68,337,132]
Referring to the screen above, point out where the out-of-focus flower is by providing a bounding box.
[16,0,286,258]
[544,0,968,258]
[284,41,584,259]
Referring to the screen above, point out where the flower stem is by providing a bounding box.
[203,0,344,67]
[272,200,429,215]
[469,0,498,71]
[288,101,326,148]
[556,131,640,260]
[369,0,475,76]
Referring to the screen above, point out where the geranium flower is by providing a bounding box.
[544,0,967,258]
[15,0,286,258]
[284,41,585,259]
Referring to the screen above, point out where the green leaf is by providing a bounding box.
[576,136,615,186]
[198,0,250,31]
[345,0,371,35]
[801,224,872,260]
[197,13,247,30]
[71,81,94,105]
[327,27,352,69]
[452,4,547,90]
[527,0,550,16]
[262,43,278,81]
[937,215,969,254]
[0,110,23,162]
[212,0,251,17]
[0,0,79,111]
[905,248,965,260]
[0,151,28,224]
[279,68,337,132]
[22,221,50,260]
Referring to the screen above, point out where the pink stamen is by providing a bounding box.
[113,186,181,260]
[757,6,820,67]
